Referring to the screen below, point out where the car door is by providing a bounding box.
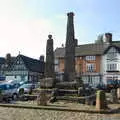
[3,84,11,96]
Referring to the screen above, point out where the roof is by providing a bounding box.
[19,55,45,73]
[1,57,16,71]
[55,41,120,58]
[0,57,5,65]
[103,45,120,54]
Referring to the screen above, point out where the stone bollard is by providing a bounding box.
[110,89,117,103]
[117,88,120,99]
[37,89,47,106]
[96,90,107,110]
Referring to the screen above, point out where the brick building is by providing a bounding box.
[54,33,120,87]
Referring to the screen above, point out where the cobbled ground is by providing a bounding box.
[0,107,120,120]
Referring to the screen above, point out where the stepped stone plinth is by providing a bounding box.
[37,89,47,106]
[40,77,55,88]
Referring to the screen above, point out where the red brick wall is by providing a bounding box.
[58,55,101,73]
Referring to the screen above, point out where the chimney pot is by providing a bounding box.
[104,33,112,43]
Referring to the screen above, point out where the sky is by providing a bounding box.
[0,0,120,59]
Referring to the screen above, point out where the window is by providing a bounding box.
[14,75,17,78]
[85,56,96,61]
[54,59,59,65]
[17,60,20,64]
[107,64,117,71]
[88,76,93,84]
[86,63,95,72]
[107,76,118,84]
[21,75,26,81]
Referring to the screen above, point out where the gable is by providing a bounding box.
[5,54,45,73]
[103,45,120,55]
[10,55,27,71]
[107,47,118,54]
[19,55,45,73]
[103,46,120,62]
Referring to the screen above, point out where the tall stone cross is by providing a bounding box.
[45,35,54,78]
[64,12,75,81]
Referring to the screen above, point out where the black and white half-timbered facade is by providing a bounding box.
[102,45,120,85]
[5,54,45,83]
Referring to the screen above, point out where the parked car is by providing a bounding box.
[0,83,20,100]
[105,80,120,92]
[17,83,38,94]
[6,80,28,86]
[96,84,107,90]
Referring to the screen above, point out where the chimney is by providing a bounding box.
[6,53,11,65]
[104,33,112,44]
[39,55,44,62]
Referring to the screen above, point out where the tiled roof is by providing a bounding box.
[19,55,45,73]
[75,43,109,56]
[55,41,120,57]
[2,57,16,71]
[0,57,5,65]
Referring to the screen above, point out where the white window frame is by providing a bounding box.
[85,56,96,61]
[86,63,96,72]
[107,63,117,71]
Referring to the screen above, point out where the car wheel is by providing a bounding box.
[12,93,18,100]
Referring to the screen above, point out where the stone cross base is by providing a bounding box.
[37,89,47,106]
[40,77,55,88]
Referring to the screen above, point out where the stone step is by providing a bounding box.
[58,89,78,96]
[55,81,80,89]
[56,96,85,103]
[56,94,96,105]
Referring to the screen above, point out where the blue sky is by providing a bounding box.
[0,0,120,58]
